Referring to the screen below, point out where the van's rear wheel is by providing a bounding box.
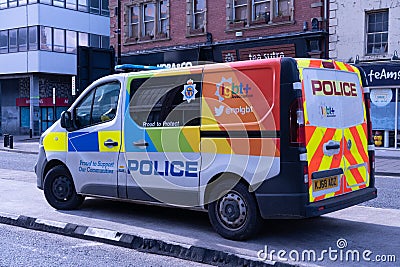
[43,165,84,210]
[208,182,262,240]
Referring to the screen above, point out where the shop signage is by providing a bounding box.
[16,97,70,107]
[370,89,393,107]
[358,63,400,87]
[222,43,296,63]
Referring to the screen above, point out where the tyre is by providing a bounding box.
[208,182,262,240]
[43,165,84,210]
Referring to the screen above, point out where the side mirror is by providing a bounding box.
[60,111,73,129]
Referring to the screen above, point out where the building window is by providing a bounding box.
[129,6,140,40]
[53,0,65,8]
[101,35,110,48]
[127,0,169,42]
[40,26,53,51]
[0,0,7,9]
[0,30,8,53]
[28,26,38,51]
[66,0,77,10]
[18,28,27,52]
[8,0,17,7]
[228,0,292,27]
[66,30,77,53]
[18,0,27,6]
[191,0,206,33]
[90,34,101,47]
[143,3,155,37]
[159,0,169,36]
[78,32,89,46]
[233,0,247,22]
[9,29,17,53]
[78,0,88,11]
[53,28,66,52]
[366,10,388,55]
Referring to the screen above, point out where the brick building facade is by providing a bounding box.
[109,0,329,66]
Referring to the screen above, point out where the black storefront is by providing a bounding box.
[357,61,400,148]
[121,31,327,67]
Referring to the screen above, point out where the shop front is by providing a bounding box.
[121,31,327,67]
[16,97,69,133]
[357,62,400,148]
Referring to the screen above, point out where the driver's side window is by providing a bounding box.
[74,81,120,129]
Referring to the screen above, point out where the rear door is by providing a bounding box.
[299,60,369,203]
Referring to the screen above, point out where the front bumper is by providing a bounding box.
[35,146,47,190]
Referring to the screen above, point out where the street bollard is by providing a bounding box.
[9,135,13,149]
[29,129,33,139]
[4,134,9,147]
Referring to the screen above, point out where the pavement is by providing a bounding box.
[0,135,398,267]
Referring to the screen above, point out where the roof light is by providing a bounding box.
[114,64,165,72]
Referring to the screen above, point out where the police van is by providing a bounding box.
[35,58,377,240]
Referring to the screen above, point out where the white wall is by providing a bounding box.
[0,51,77,75]
[329,0,400,62]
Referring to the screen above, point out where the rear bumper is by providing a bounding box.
[255,187,377,219]
[305,187,377,217]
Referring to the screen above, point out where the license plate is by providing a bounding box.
[313,176,338,192]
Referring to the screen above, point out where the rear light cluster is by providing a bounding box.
[290,97,306,146]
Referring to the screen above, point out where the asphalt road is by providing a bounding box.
[0,223,210,267]
[0,150,398,267]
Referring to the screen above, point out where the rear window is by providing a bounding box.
[302,68,364,129]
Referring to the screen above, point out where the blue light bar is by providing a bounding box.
[114,64,165,72]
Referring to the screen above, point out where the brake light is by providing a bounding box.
[290,98,306,146]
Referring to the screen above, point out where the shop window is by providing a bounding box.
[0,30,8,54]
[20,107,30,128]
[129,74,201,127]
[41,107,55,132]
[128,0,169,42]
[187,0,206,35]
[74,82,120,129]
[366,10,388,55]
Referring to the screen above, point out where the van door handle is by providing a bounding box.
[326,144,340,150]
[104,139,119,147]
[133,141,149,147]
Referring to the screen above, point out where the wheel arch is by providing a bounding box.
[203,172,253,210]
[43,159,70,183]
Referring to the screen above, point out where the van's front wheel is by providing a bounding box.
[208,182,262,240]
[43,165,84,210]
